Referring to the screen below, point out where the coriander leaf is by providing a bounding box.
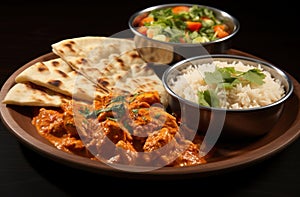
[204,70,224,85]
[241,69,266,85]
[218,82,233,89]
[198,90,220,107]
[218,67,238,84]
[230,78,242,87]
[85,103,126,119]
[109,95,126,104]
[198,91,210,107]
[205,90,220,107]
[131,108,139,114]
[79,106,92,117]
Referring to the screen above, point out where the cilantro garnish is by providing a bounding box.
[198,90,220,107]
[197,66,266,107]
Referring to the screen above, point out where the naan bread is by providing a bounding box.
[2,82,70,107]
[51,36,168,106]
[15,58,78,96]
[15,57,108,102]
[51,36,137,71]
[3,36,168,107]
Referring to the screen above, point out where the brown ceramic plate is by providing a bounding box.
[1,50,300,179]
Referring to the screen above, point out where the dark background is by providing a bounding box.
[1,0,299,196]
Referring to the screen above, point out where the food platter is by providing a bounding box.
[1,49,300,179]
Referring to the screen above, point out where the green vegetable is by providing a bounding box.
[197,66,266,107]
[109,95,126,104]
[241,69,266,85]
[131,108,139,114]
[80,104,126,119]
[198,90,220,107]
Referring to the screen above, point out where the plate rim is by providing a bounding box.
[1,50,300,179]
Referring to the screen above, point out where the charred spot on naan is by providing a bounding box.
[97,78,110,87]
[76,57,88,65]
[37,62,49,72]
[55,70,69,78]
[62,41,76,53]
[106,60,127,71]
[51,60,61,67]
[32,83,68,99]
[48,79,62,87]
[117,49,145,64]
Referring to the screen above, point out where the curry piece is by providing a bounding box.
[32,106,94,158]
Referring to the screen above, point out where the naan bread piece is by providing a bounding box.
[15,58,109,102]
[51,36,137,71]
[15,58,77,96]
[51,36,168,107]
[2,82,70,107]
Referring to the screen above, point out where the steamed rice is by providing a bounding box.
[169,60,285,109]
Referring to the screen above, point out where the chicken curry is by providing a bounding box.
[32,91,211,167]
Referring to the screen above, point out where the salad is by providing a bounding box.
[136,5,230,44]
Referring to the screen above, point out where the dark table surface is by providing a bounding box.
[1,1,299,196]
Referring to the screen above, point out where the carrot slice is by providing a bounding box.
[171,6,190,14]
[213,24,226,31]
[213,24,229,38]
[139,16,154,26]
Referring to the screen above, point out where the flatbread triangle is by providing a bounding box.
[51,36,168,106]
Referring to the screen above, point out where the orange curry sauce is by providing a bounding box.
[32,91,211,167]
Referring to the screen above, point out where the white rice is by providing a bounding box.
[169,60,285,109]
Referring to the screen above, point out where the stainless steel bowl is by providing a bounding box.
[162,54,294,139]
[128,3,240,65]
